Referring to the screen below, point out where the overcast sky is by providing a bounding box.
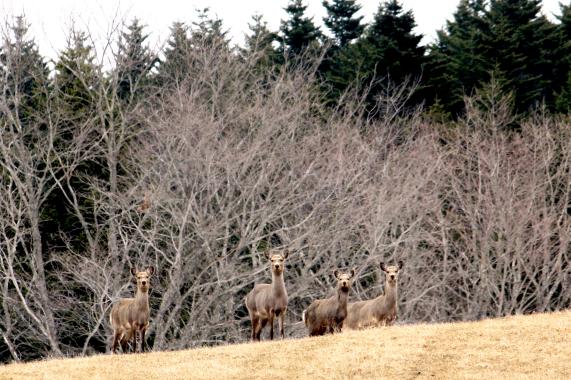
[0,0,563,61]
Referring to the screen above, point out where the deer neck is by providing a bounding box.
[337,287,350,308]
[271,271,286,298]
[382,280,398,307]
[134,287,150,310]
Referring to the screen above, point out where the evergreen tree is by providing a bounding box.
[54,29,98,115]
[156,22,191,86]
[115,18,156,101]
[319,0,365,104]
[243,14,280,68]
[0,16,49,127]
[425,0,489,115]
[190,8,230,50]
[554,3,571,112]
[50,28,101,247]
[322,0,425,110]
[556,70,571,113]
[364,0,425,84]
[426,0,560,117]
[322,0,364,47]
[279,0,322,57]
[484,0,559,113]
[157,10,230,87]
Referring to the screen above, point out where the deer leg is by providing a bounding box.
[111,330,122,354]
[278,311,285,339]
[120,334,129,353]
[268,311,275,340]
[256,318,268,341]
[132,329,139,353]
[250,316,258,341]
[141,327,147,352]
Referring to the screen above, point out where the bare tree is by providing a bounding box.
[1,16,570,363]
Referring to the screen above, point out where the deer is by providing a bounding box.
[302,269,355,336]
[110,266,155,354]
[245,249,289,341]
[137,192,150,213]
[344,261,403,330]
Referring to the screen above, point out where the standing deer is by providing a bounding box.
[302,269,355,336]
[110,266,155,353]
[245,249,289,341]
[344,261,403,329]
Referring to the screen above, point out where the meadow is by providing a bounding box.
[2,310,569,380]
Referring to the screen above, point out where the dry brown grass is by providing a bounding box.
[1,310,570,380]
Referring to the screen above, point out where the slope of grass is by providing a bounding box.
[1,310,570,380]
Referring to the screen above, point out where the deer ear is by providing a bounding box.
[333,270,340,279]
[147,266,155,276]
[265,250,272,260]
[283,249,289,259]
[380,262,387,272]
[130,267,137,276]
[397,261,404,270]
[350,268,356,279]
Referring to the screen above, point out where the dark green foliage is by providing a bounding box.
[115,18,157,101]
[484,0,559,113]
[556,70,571,113]
[157,9,230,87]
[50,29,101,247]
[321,0,425,112]
[156,22,191,87]
[190,8,230,49]
[243,14,280,68]
[319,0,365,103]
[555,3,571,112]
[0,16,50,127]
[322,0,364,47]
[280,0,322,57]
[425,0,489,116]
[428,0,562,118]
[364,0,425,84]
[54,29,98,115]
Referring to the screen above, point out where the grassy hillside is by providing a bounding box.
[1,310,570,380]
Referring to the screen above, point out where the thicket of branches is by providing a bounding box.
[0,15,570,363]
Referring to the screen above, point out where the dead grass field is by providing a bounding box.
[1,310,569,380]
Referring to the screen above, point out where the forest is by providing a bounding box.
[0,0,570,362]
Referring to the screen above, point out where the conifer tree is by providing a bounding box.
[279,0,322,57]
[244,14,280,68]
[484,0,559,113]
[425,0,488,115]
[54,29,98,115]
[156,22,191,86]
[554,3,571,112]
[365,0,425,84]
[322,0,364,47]
[190,8,230,50]
[0,16,49,127]
[115,18,156,101]
[322,0,425,111]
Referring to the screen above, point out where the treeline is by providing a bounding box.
[246,0,571,118]
[0,0,570,363]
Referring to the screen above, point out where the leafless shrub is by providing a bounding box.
[1,18,569,363]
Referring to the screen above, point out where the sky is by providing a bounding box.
[0,0,564,62]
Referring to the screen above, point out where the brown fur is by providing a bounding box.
[344,261,403,330]
[302,269,355,336]
[110,266,155,353]
[245,250,289,341]
[137,192,150,213]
